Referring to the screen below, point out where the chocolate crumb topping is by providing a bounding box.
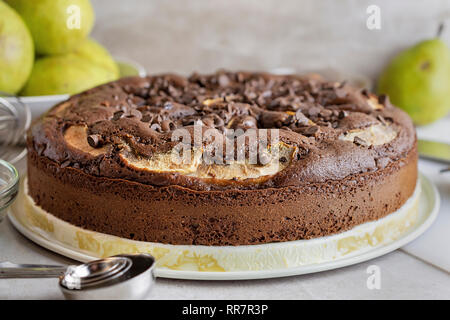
[87,134,103,148]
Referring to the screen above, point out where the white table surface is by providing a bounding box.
[1,119,450,300]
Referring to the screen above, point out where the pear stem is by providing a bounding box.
[437,23,444,38]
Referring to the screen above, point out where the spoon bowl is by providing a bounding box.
[0,254,156,300]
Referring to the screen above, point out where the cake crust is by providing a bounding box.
[27,71,418,245]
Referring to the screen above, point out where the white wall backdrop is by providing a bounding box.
[91,0,450,80]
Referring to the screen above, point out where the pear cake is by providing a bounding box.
[26,71,418,249]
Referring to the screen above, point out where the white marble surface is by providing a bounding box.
[1,0,450,299]
[1,216,449,300]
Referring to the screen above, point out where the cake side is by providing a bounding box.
[27,145,417,246]
[12,175,421,271]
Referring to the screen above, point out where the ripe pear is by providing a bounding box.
[21,54,118,96]
[74,38,119,78]
[0,1,34,94]
[377,39,450,125]
[5,0,94,55]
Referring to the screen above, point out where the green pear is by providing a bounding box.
[5,0,94,55]
[377,39,450,125]
[74,38,119,77]
[0,1,34,94]
[21,54,118,96]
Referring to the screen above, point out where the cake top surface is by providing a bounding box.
[29,71,416,190]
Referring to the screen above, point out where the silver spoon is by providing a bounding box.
[0,254,156,299]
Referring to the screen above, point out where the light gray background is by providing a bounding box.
[91,0,450,79]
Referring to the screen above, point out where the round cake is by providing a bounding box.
[26,71,417,247]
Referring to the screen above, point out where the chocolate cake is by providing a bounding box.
[26,71,417,246]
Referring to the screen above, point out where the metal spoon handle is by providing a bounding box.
[0,261,67,278]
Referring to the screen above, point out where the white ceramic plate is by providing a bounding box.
[7,173,439,280]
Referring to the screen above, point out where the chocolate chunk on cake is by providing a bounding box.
[27,71,417,246]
